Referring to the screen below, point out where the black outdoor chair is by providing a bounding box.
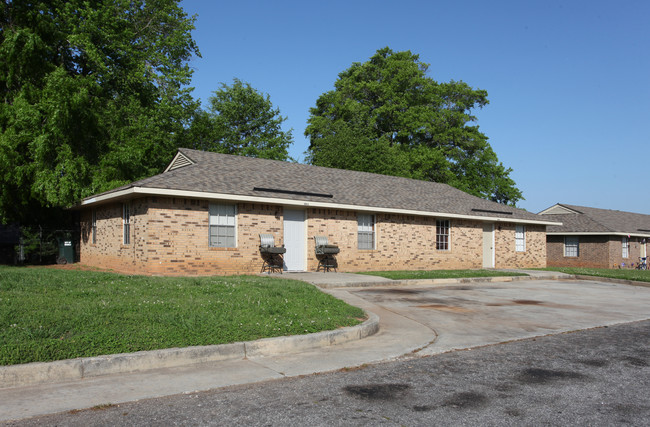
[259,234,286,274]
[314,235,340,272]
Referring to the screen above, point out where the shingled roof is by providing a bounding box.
[82,148,557,225]
[540,203,650,237]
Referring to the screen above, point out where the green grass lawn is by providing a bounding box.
[0,266,365,366]
[540,267,650,283]
[357,269,528,280]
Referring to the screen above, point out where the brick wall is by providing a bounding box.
[306,210,486,272]
[546,235,610,268]
[546,235,647,269]
[494,224,547,269]
[80,198,547,276]
[80,200,147,273]
[609,236,645,269]
[81,198,283,276]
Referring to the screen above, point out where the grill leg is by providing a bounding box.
[261,253,284,274]
[316,255,337,272]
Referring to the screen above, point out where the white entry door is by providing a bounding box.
[482,223,495,268]
[283,209,306,271]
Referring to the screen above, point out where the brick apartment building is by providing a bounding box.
[540,203,650,269]
[76,148,557,276]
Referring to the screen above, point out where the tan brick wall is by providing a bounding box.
[80,200,147,273]
[305,210,543,272]
[80,199,547,275]
[81,198,284,276]
[494,224,547,269]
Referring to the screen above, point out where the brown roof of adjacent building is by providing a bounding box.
[83,148,557,225]
[540,203,650,236]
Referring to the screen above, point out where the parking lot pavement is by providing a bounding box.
[2,277,649,422]
[347,278,650,356]
[10,320,649,426]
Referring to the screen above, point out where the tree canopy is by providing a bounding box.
[305,47,522,205]
[186,79,293,161]
[0,0,200,224]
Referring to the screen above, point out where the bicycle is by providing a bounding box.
[636,257,647,270]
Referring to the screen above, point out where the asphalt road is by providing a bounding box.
[9,319,649,426]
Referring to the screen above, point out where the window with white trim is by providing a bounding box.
[515,225,526,252]
[622,237,629,258]
[358,214,375,250]
[209,203,236,248]
[564,236,579,257]
[122,203,130,245]
[92,209,97,244]
[436,220,450,250]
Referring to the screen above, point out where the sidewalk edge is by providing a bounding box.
[0,312,379,389]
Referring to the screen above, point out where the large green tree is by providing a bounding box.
[0,0,200,224]
[305,47,522,205]
[187,79,293,161]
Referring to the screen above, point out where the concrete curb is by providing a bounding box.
[569,275,650,288]
[0,312,379,389]
[314,274,565,289]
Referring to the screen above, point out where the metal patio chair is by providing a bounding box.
[259,234,286,274]
[314,235,340,272]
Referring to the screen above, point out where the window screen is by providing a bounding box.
[358,214,375,250]
[565,236,579,257]
[209,204,236,247]
[515,225,526,252]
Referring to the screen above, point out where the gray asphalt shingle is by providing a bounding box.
[544,204,650,234]
[88,148,552,223]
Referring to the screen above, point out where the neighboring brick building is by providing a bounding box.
[540,204,650,269]
[76,148,557,276]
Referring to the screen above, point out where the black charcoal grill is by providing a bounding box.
[259,234,286,273]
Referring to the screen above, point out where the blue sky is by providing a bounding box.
[181,0,649,214]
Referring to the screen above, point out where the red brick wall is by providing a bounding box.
[80,198,547,276]
[546,235,647,269]
[546,235,610,268]
[609,236,646,269]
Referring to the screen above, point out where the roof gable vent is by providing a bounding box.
[165,152,195,172]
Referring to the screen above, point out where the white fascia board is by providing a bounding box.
[81,187,561,226]
[81,188,136,205]
[547,231,650,238]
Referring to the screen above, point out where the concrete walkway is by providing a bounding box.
[0,277,433,422]
[2,270,649,422]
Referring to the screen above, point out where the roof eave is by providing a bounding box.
[80,187,560,226]
[547,231,650,238]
